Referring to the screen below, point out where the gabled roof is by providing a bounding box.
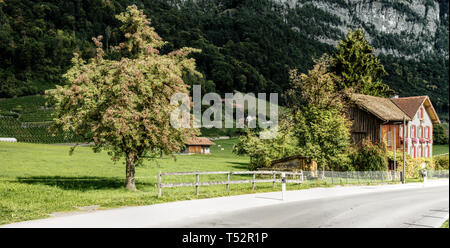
[391,96,440,124]
[185,137,215,146]
[349,94,410,122]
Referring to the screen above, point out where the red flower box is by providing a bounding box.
[411,138,418,144]
[419,138,426,143]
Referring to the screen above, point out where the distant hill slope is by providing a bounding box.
[0,0,448,120]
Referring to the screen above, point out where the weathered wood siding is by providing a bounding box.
[381,124,404,152]
[188,145,202,154]
[348,105,382,146]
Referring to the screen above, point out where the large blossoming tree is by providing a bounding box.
[46,5,200,191]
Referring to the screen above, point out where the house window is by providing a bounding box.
[426,126,430,139]
[411,125,416,138]
[406,124,408,137]
[412,146,416,158]
[420,146,423,158]
[427,145,430,157]
[420,107,424,119]
[399,125,403,138]
[420,126,423,138]
[387,130,391,146]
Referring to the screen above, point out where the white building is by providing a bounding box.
[392,96,440,158]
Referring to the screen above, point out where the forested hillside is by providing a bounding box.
[0,0,448,119]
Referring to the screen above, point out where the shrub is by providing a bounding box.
[233,121,298,170]
[434,156,449,170]
[387,151,435,178]
[349,140,388,171]
[433,124,449,145]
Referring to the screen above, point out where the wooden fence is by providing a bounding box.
[157,170,304,197]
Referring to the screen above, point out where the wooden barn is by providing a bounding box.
[348,93,440,159]
[348,93,410,146]
[182,137,215,154]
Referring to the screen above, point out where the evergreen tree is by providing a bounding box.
[332,29,394,97]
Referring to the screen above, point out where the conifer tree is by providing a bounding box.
[332,29,394,97]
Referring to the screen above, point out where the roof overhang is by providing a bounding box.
[422,97,441,124]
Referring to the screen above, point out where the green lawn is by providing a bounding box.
[0,139,329,225]
[1,139,447,225]
[434,144,449,156]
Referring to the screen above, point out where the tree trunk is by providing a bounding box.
[125,153,136,191]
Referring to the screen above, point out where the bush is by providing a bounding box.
[433,124,449,145]
[233,122,299,171]
[387,151,435,178]
[349,141,388,171]
[434,156,449,170]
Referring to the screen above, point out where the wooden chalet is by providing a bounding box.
[348,93,440,159]
[182,137,215,154]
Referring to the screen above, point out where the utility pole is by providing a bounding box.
[393,124,396,172]
[402,117,406,184]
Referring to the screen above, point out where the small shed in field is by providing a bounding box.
[183,137,215,154]
[270,155,317,171]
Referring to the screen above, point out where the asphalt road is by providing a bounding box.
[2,180,448,228]
[162,185,449,228]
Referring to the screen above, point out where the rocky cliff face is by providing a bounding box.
[275,0,448,58]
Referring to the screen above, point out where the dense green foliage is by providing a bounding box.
[235,55,352,171]
[1,0,446,119]
[287,55,351,170]
[434,155,449,170]
[0,95,83,143]
[332,29,393,97]
[233,121,298,170]
[433,124,449,145]
[350,141,388,171]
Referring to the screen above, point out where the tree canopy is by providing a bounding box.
[332,29,394,97]
[46,5,201,190]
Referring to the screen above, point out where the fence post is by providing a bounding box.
[227,172,230,192]
[158,171,162,197]
[346,171,349,184]
[273,172,276,188]
[252,173,256,191]
[196,172,199,196]
[331,171,334,184]
[357,171,360,184]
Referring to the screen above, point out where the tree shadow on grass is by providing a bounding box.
[227,162,249,170]
[16,176,153,191]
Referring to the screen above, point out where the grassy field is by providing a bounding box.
[1,139,448,225]
[433,144,449,156]
[0,138,334,225]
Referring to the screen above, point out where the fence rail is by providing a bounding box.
[156,170,449,197]
[157,170,304,197]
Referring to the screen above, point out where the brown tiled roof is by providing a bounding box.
[349,94,410,122]
[391,96,440,124]
[185,137,215,146]
[390,96,427,119]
